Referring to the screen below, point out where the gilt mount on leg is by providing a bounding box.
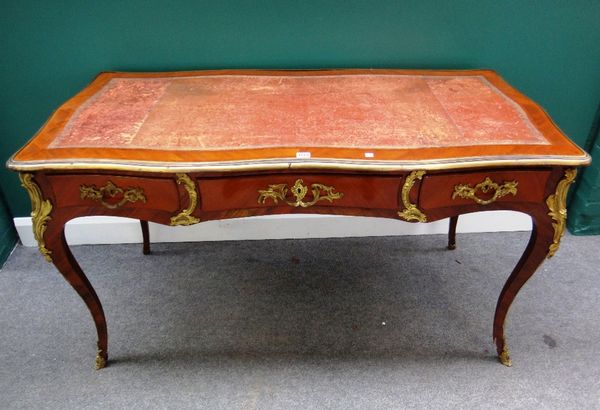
[19,173,53,262]
[546,169,577,258]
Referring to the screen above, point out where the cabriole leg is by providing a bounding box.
[45,220,109,370]
[494,168,576,366]
[493,209,554,366]
[21,173,108,369]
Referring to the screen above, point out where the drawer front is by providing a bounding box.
[199,174,401,212]
[48,174,180,212]
[419,170,551,210]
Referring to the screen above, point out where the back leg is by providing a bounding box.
[447,215,458,250]
[140,220,151,255]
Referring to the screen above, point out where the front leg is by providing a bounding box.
[20,173,108,369]
[492,208,553,366]
[45,221,109,369]
[493,169,576,366]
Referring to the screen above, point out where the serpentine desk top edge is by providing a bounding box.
[8,69,590,173]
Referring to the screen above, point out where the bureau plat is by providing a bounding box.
[7,69,590,369]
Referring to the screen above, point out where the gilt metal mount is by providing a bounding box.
[80,181,146,209]
[258,179,343,208]
[546,168,577,258]
[170,173,201,226]
[452,177,518,205]
[398,170,427,222]
[20,173,53,262]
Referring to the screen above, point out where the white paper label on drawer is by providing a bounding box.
[296,151,311,159]
[364,152,375,158]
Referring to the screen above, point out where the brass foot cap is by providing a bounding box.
[95,355,107,370]
[498,347,512,367]
[95,343,107,370]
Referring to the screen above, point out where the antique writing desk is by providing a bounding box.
[8,69,590,369]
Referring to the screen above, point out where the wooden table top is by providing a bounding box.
[8,69,589,173]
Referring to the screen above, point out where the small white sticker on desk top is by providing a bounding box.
[296,151,311,159]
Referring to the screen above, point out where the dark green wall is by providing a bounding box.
[2,0,600,220]
[0,192,18,266]
[569,104,600,234]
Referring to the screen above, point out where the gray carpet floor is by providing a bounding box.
[1,232,599,409]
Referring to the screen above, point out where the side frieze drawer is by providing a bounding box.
[419,170,552,210]
[47,174,180,212]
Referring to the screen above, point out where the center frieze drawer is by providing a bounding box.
[199,174,402,212]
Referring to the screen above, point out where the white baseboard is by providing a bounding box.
[14,212,532,247]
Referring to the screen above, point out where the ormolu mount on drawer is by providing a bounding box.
[257,179,343,208]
